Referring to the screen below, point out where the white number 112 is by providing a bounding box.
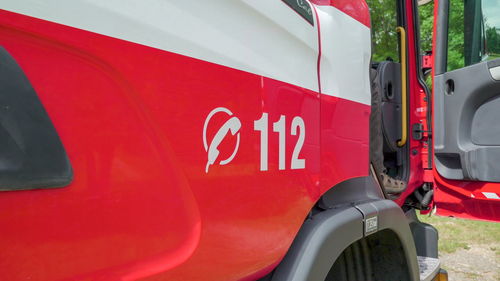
[254,113,306,171]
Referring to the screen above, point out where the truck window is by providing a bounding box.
[418,1,434,55]
[366,0,400,62]
[447,0,500,71]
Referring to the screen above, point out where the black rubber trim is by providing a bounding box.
[406,209,439,258]
[271,205,364,281]
[269,177,419,281]
[318,176,385,208]
[0,47,73,191]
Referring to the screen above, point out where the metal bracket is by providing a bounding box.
[412,123,431,140]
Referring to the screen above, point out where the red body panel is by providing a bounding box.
[0,7,369,280]
[433,172,500,222]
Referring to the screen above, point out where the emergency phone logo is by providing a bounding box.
[203,107,241,173]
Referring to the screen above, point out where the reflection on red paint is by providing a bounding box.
[0,10,370,281]
[310,0,371,27]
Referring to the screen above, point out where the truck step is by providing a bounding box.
[418,256,440,281]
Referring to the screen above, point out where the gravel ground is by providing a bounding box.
[440,243,499,280]
[418,214,500,281]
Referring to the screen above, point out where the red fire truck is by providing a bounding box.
[0,0,498,280]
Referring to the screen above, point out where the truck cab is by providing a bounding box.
[0,0,497,280]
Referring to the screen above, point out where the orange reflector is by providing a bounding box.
[432,269,448,281]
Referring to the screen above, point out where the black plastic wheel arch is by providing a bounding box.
[266,177,420,281]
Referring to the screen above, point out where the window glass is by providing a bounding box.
[366,0,400,62]
[484,0,500,60]
[447,0,500,71]
[418,1,434,88]
[418,1,434,54]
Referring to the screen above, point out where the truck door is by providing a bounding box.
[433,0,500,221]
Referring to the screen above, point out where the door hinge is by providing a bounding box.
[413,123,433,170]
[412,123,431,140]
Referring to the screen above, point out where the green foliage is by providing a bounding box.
[419,2,434,53]
[447,0,465,71]
[419,1,465,71]
[486,26,500,55]
[418,214,500,254]
[366,0,399,62]
[375,0,499,71]
[419,3,434,89]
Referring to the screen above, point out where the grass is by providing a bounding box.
[417,214,500,255]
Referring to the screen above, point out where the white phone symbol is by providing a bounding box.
[203,108,241,173]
